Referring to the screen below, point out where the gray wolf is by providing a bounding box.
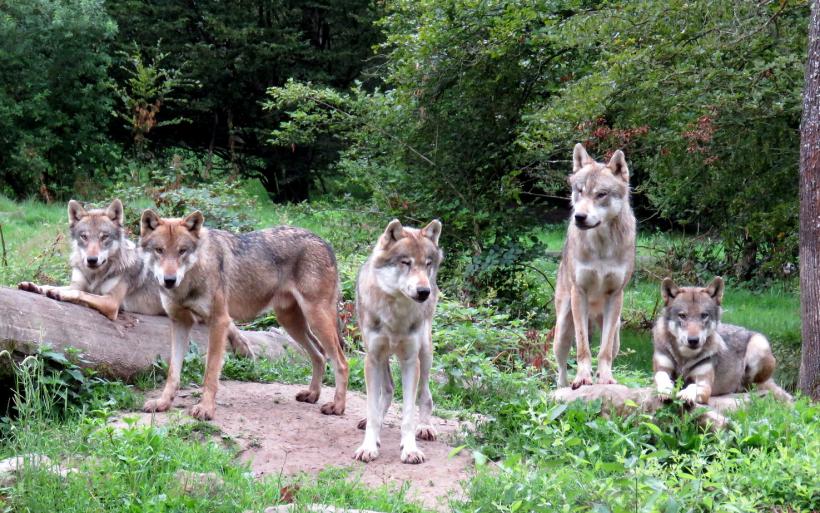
[652,276,792,404]
[353,219,442,464]
[139,209,348,420]
[553,144,636,389]
[18,199,251,357]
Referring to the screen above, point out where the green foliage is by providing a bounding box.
[112,43,199,157]
[0,0,118,200]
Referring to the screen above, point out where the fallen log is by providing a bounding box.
[0,287,300,380]
[550,384,780,430]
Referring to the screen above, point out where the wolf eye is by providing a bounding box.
[426,259,433,267]
[100,234,109,241]
[596,191,608,199]
[400,259,411,266]
[155,247,164,255]
[678,312,687,320]
[80,233,88,241]
[179,248,187,256]
[700,313,709,320]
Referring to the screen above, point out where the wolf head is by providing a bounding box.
[139,210,204,289]
[568,144,630,231]
[660,277,724,354]
[68,199,125,270]
[371,219,443,303]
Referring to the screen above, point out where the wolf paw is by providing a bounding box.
[295,389,320,404]
[319,401,345,416]
[357,417,367,430]
[596,376,618,386]
[571,374,593,389]
[400,447,426,464]
[143,398,172,413]
[676,385,701,405]
[353,444,379,463]
[656,384,674,400]
[415,424,437,441]
[190,402,216,420]
[18,282,43,294]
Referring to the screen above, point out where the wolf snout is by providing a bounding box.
[574,213,588,224]
[414,287,431,302]
[86,256,99,268]
[163,276,178,289]
[687,337,700,348]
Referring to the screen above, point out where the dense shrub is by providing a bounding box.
[0,0,118,200]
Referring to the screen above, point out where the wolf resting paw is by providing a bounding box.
[571,372,593,389]
[18,282,44,294]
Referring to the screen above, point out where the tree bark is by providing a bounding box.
[799,0,820,401]
[0,287,301,380]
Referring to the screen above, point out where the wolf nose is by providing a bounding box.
[163,276,177,289]
[86,256,99,267]
[687,337,700,347]
[574,213,588,223]
[415,287,431,302]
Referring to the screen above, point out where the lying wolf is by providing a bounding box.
[653,276,792,404]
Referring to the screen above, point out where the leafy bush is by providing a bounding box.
[0,0,118,200]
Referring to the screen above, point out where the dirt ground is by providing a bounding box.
[114,381,473,511]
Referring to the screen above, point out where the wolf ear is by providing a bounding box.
[661,277,679,305]
[106,198,124,226]
[183,211,204,235]
[140,209,161,236]
[421,220,442,246]
[705,276,724,305]
[67,200,86,227]
[607,150,629,182]
[573,143,594,172]
[380,219,405,248]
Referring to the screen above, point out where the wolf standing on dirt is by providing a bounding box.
[139,210,348,420]
[553,144,636,389]
[653,277,792,404]
[353,219,442,464]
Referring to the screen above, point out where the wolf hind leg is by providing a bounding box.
[275,299,326,406]
[553,296,574,388]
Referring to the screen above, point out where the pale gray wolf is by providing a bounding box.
[353,219,442,464]
[139,209,348,420]
[653,276,792,404]
[553,144,636,389]
[17,199,252,357]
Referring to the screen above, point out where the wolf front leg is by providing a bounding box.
[596,291,623,385]
[143,311,194,413]
[415,326,437,441]
[553,295,574,388]
[353,350,390,463]
[192,298,231,420]
[570,287,593,389]
[398,345,425,464]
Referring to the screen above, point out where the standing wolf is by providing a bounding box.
[18,199,253,355]
[553,144,636,389]
[653,277,792,404]
[353,219,442,464]
[139,209,348,420]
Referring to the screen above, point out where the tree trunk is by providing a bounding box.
[0,287,301,380]
[799,0,820,401]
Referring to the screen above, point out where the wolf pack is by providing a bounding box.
[17,144,791,465]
